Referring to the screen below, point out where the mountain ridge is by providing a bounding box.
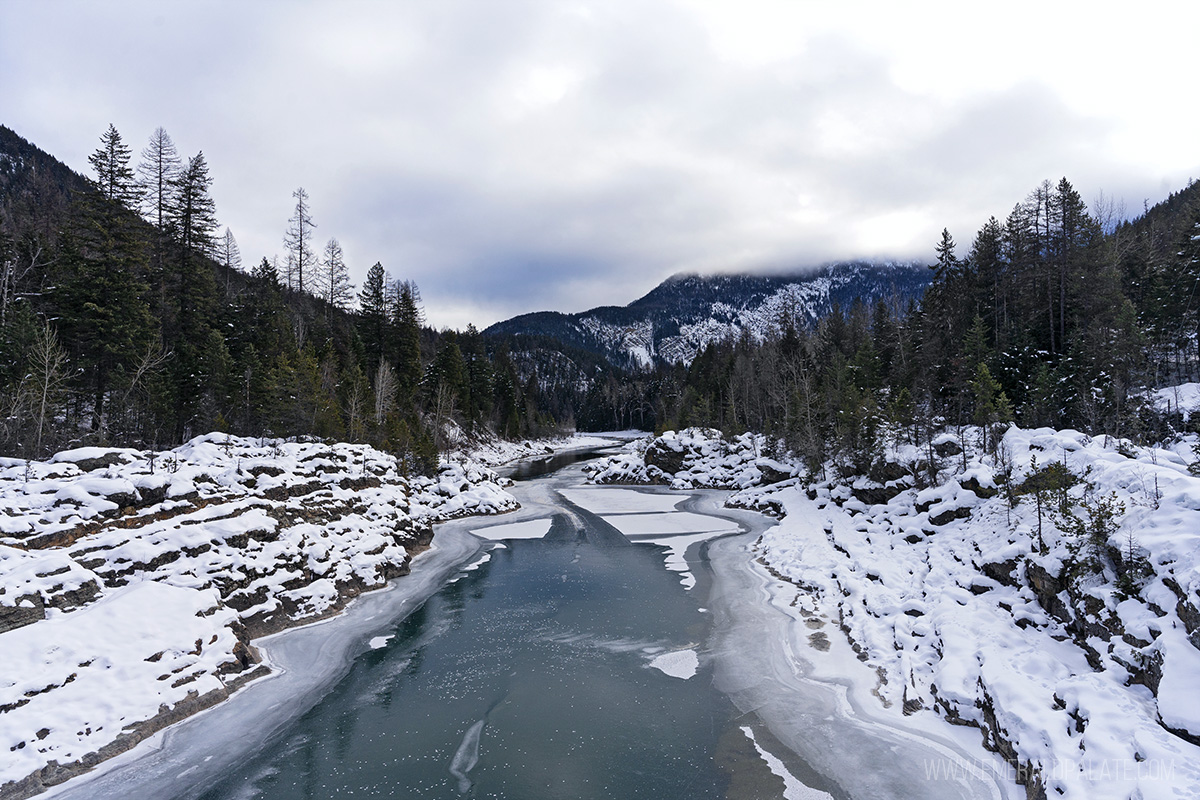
[484,260,931,368]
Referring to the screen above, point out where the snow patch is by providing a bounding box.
[647,648,699,679]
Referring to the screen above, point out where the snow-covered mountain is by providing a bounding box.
[485,260,930,368]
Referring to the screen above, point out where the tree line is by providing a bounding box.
[5,122,1199,474]
[565,176,1200,476]
[0,124,563,468]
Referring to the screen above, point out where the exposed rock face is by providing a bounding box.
[1026,560,1073,627]
[0,594,44,634]
[643,439,688,476]
[933,436,963,457]
[586,428,769,490]
[980,558,1020,588]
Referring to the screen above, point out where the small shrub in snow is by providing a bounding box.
[1060,490,1125,576]
[1017,456,1083,552]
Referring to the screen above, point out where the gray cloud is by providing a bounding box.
[2,0,1197,330]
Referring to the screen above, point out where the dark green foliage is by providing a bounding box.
[392,280,423,406]
[1017,457,1082,552]
[358,261,388,369]
[0,124,579,461]
[54,171,156,435]
[88,124,140,208]
[6,123,1200,470]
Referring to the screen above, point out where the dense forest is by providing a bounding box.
[0,124,563,470]
[2,123,1199,474]
[592,175,1200,476]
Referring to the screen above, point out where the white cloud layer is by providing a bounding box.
[2,0,1198,329]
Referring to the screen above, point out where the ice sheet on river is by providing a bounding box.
[559,486,683,514]
[40,525,486,800]
[564,487,740,589]
[706,527,1020,800]
[469,517,554,540]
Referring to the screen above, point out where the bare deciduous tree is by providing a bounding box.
[374,360,397,425]
[22,321,69,455]
[282,188,316,293]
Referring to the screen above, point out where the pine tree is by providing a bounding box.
[87,124,140,208]
[491,346,522,438]
[357,261,389,369]
[932,228,958,281]
[460,324,493,425]
[427,331,468,412]
[392,280,423,406]
[55,213,155,435]
[968,216,1005,339]
[1175,210,1200,365]
[169,153,219,259]
[283,187,316,293]
[252,255,279,287]
[166,152,221,437]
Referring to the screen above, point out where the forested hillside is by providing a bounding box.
[0,125,563,466]
[4,123,1199,466]
[571,177,1200,457]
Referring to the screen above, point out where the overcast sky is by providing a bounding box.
[3,1,1198,330]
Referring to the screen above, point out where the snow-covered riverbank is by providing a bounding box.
[588,426,1200,799]
[38,524,484,800]
[0,432,611,800]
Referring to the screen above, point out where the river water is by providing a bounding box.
[191,455,824,800]
[47,451,1014,800]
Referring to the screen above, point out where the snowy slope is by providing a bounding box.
[589,426,1200,799]
[0,433,519,799]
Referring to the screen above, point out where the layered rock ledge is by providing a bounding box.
[0,433,516,799]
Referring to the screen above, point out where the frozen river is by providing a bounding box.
[47,457,1014,800]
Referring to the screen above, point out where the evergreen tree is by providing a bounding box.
[426,331,468,413]
[491,346,522,438]
[392,280,423,406]
[87,124,140,208]
[55,204,155,435]
[169,153,219,259]
[968,216,1005,339]
[166,152,220,437]
[932,228,959,281]
[252,255,280,287]
[460,324,493,425]
[358,261,389,369]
